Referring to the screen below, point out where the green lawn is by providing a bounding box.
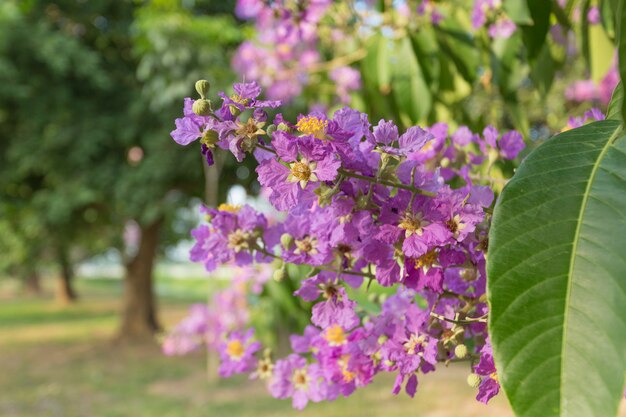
[0,277,624,417]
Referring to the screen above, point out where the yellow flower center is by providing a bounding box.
[398,211,429,237]
[338,355,355,382]
[226,340,245,360]
[415,250,438,271]
[288,159,318,189]
[322,283,338,299]
[256,357,274,380]
[403,334,427,355]
[445,214,466,238]
[227,229,251,252]
[294,236,319,255]
[324,325,347,346]
[296,116,329,139]
[236,117,265,139]
[218,203,242,213]
[490,372,499,383]
[292,368,309,390]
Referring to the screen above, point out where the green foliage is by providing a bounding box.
[488,120,626,417]
[0,0,243,278]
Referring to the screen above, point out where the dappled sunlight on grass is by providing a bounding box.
[0,277,624,417]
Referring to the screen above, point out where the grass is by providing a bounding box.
[0,277,624,417]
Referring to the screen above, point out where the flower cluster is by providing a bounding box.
[167,79,529,408]
[232,0,362,103]
[565,64,619,107]
[162,265,271,358]
[471,0,517,39]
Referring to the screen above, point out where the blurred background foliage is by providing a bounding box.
[0,0,618,339]
[0,0,622,415]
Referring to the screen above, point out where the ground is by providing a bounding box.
[0,277,624,417]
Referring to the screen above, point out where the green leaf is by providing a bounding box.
[520,0,552,60]
[607,81,623,120]
[434,17,480,83]
[504,0,534,25]
[529,42,556,96]
[390,37,431,125]
[488,121,626,417]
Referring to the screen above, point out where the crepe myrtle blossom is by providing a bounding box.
[218,329,262,377]
[482,125,525,160]
[257,132,341,211]
[473,339,500,404]
[471,0,517,39]
[167,79,530,408]
[564,108,606,131]
[189,204,269,271]
[170,81,280,165]
[269,354,328,410]
[294,272,360,330]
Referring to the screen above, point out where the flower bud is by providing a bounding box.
[273,265,287,282]
[467,373,481,388]
[266,124,277,136]
[193,99,211,116]
[277,122,291,132]
[201,129,219,147]
[195,80,211,98]
[280,233,294,249]
[455,344,468,359]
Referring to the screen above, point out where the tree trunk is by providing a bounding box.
[55,245,77,304]
[202,152,224,207]
[23,270,42,296]
[118,218,162,340]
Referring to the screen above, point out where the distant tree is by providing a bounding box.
[0,0,245,337]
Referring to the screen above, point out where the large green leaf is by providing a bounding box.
[390,37,431,125]
[488,120,626,417]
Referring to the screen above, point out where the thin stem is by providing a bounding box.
[277,49,368,79]
[430,311,488,325]
[254,245,374,279]
[339,169,436,197]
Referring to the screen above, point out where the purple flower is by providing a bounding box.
[330,66,362,104]
[378,193,451,259]
[294,272,360,330]
[565,80,597,102]
[372,119,399,145]
[189,204,268,271]
[269,355,327,410]
[417,0,443,25]
[235,0,263,20]
[488,19,517,39]
[257,134,340,211]
[587,6,600,24]
[380,126,434,157]
[473,339,500,403]
[162,304,211,356]
[218,329,261,377]
[599,65,619,105]
[498,131,524,159]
